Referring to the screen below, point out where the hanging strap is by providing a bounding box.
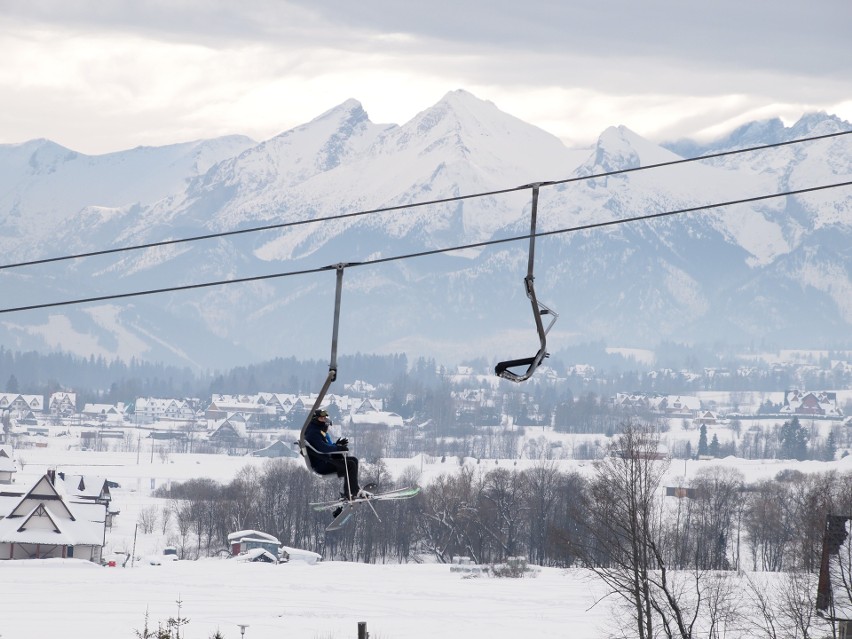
[298,264,346,470]
[495,185,558,382]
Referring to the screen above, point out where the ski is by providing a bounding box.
[310,486,421,512]
[326,503,357,531]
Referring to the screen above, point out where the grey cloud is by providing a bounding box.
[6,0,851,82]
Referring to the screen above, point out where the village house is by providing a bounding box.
[250,440,299,458]
[208,415,249,445]
[0,445,17,484]
[81,403,127,424]
[783,390,844,417]
[0,472,105,562]
[206,395,276,423]
[56,472,120,527]
[693,410,720,426]
[48,391,77,416]
[0,393,44,420]
[134,397,197,424]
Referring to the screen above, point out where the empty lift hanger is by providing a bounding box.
[298,263,347,470]
[494,184,559,382]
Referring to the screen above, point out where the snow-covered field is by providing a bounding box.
[3,424,851,639]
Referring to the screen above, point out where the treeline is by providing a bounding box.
[153,446,852,573]
[0,347,410,402]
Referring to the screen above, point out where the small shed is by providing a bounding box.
[228,529,281,558]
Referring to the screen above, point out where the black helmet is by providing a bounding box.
[314,409,329,418]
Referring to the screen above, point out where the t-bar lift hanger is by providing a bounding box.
[494,184,559,382]
[298,263,347,470]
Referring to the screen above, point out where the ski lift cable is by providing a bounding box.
[0,129,849,273]
[0,178,849,315]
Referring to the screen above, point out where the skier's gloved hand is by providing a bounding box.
[336,437,349,448]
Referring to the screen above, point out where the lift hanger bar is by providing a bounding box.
[494,185,559,383]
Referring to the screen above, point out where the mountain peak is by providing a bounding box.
[313,98,368,124]
[788,111,850,138]
[581,125,678,175]
[664,111,852,157]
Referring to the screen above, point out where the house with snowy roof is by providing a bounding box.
[81,403,126,423]
[0,473,105,561]
[208,416,249,444]
[48,391,77,416]
[0,393,44,419]
[349,411,404,429]
[135,397,196,424]
[228,529,281,558]
[693,411,720,426]
[206,395,276,422]
[0,445,17,484]
[250,440,299,458]
[783,390,843,417]
[56,472,120,528]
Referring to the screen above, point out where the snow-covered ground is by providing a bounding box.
[3,424,851,639]
[1,558,607,639]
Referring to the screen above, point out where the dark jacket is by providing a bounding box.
[305,418,341,474]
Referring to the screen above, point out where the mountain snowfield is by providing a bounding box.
[0,90,850,370]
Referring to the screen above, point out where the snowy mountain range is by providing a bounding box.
[1,90,850,371]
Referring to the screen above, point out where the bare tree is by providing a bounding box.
[744,480,791,571]
[137,505,159,535]
[745,572,829,639]
[415,467,481,563]
[689,466,745,570]
[160,504,172,536]
[576,421,682,639]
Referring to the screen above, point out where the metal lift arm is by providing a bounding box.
[298,264,346,469]
[494,185,559,382]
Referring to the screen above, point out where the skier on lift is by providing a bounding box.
[304,409,373,505]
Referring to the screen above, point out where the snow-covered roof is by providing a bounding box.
[350,411,404,428]
[281,545,322,564]
[0,475,105,546]
[228,529,280,545]
[58,474,110,500]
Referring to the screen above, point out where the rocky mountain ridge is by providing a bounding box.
[1,90,849,370]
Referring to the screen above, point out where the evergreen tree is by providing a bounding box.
[824,429,838,461]
[709,434,720,458]
[779,417,808,460]
[697,424,708,457]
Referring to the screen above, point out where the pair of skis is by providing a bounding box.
[310,486,421,531]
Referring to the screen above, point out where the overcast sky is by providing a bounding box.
[2,0,851,154]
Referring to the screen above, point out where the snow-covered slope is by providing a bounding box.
[0,92,849,370]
